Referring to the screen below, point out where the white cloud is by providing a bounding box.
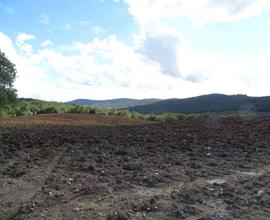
[2,1,270,102]
[136,26,184,77]
[124,0,270,26]
[16,33,36,45]
[1,32,178,100]
[80,22,106,35]
[120,0,270,85]
[73,35,165,90]
[0,32,48,99]
[41,39,53,47]
[15,33,36,54]
[1,31,270,101]
[92,26,106,35]
[0,32,18,59]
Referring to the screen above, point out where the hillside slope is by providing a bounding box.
[67,98,160,109]
[129,94,270,114]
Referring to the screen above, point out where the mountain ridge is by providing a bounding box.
[128,94,270,114]
[67,94,270,114]
[66,98,160,109]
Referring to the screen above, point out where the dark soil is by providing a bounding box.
[0,114,270,219]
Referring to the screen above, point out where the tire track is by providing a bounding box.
[1,145,69,220]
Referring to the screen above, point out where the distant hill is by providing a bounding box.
[129,94,270,114]
[66,98,160,109]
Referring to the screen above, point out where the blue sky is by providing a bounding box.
[1,0,137,45]
[1,0,270,101]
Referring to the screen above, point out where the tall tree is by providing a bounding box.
[0,50,17,106]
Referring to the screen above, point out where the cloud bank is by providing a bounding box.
[1,30,270,101]
[1,0,270,101]
[124,0,270,25]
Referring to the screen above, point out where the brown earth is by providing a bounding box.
[0,113,270,220]
[0,113,152,127]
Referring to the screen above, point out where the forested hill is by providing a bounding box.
[128,94,270,114]
[67,98,160,109]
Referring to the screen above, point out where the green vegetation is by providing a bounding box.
[140,112,202,122]
[0,99,73,117]
[0,50,17,107]
[0,98,201,122]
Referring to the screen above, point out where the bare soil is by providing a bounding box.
[0,114,270,220]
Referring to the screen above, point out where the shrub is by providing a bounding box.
[69,106,88,114]
[89,108,97,114]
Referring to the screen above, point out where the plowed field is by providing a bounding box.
[1,114,270,219]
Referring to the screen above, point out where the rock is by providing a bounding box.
[107,188,113,194]
[48,192,53,197]
[73,207,81,212]
[257,190,264,197]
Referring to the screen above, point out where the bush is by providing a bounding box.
[89,108,97,114]
[69,106,89,114]
[108,109,118,116]
[130,111,141,119]
[146,114,159,121]
[0,109,8,118]
[116,110,130,117]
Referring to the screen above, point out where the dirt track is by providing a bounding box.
[0,114,270,219]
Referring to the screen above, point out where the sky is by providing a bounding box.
[0,0,270,101]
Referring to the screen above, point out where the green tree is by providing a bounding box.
[0,50,17,106]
